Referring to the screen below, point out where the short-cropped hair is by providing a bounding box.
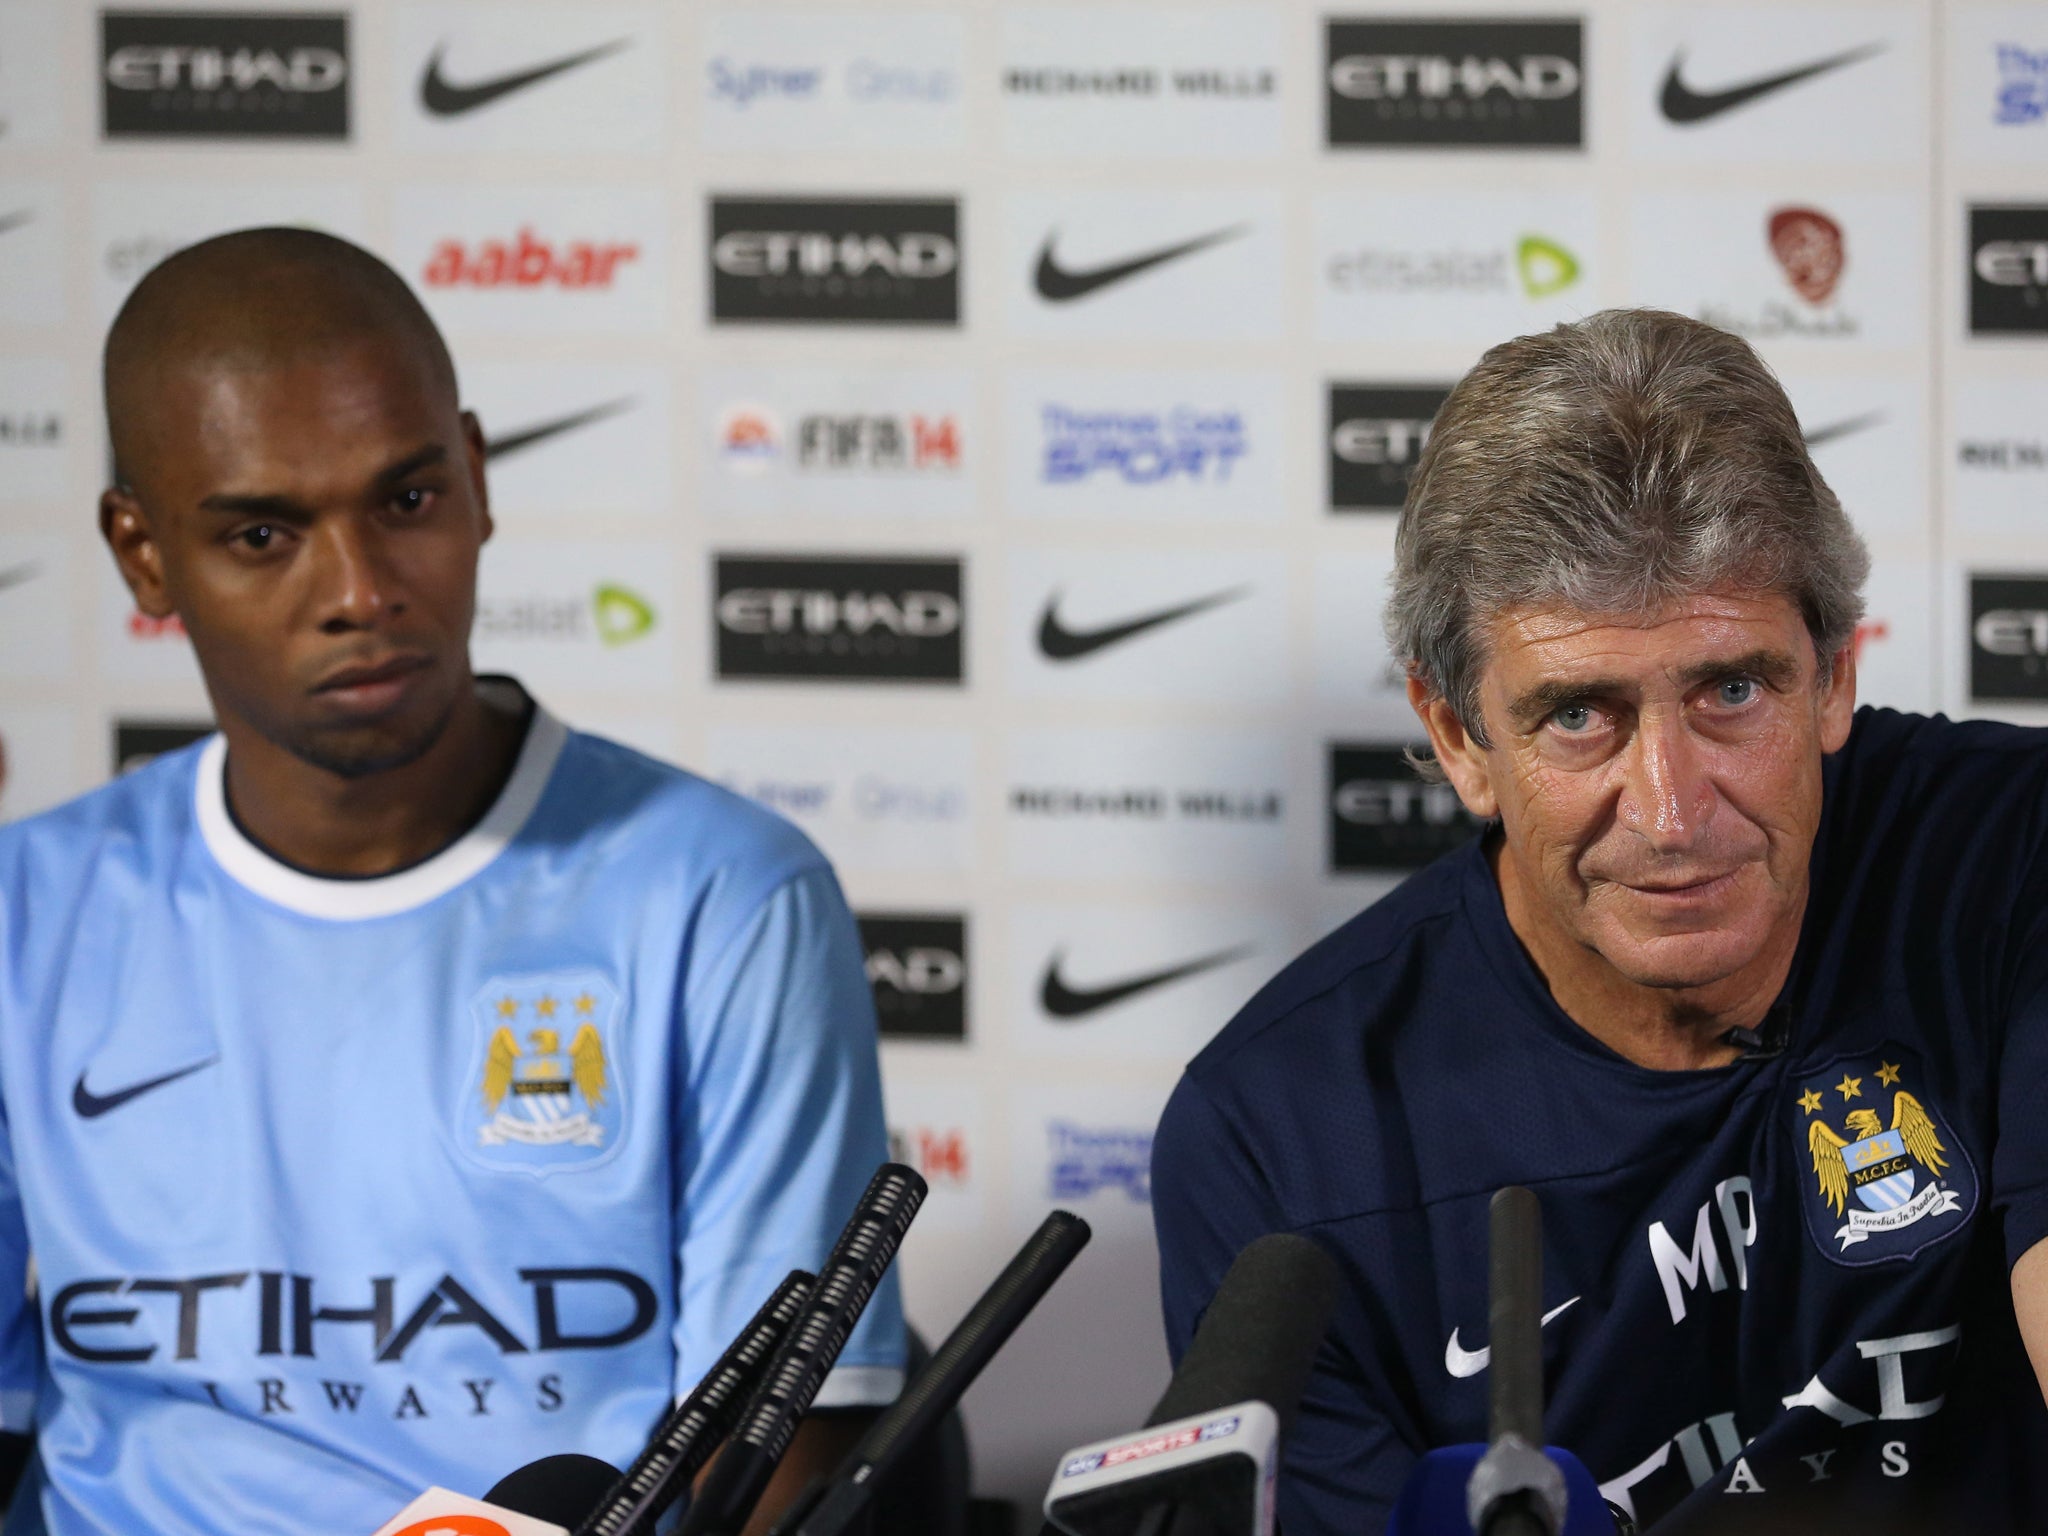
[1385,308,1868,758]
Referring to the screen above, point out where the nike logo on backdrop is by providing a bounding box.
[1040,947,1253,1019]
[1034,225,1248,302]
[1802,411,1885,449]
[1660,43,1885,124]
[420,38,632,117]
[1037,587,1247,661]
[0,210,32,238]
[73,1062,213,1120]
[0,563,41,596]
[1444,1296,1581,1379]
[483,398,637,462]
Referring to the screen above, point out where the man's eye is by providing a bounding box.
[237,524,276,551]
[1718,677,1757,707]
[1553,704,1595,733]
[393,487,433,515]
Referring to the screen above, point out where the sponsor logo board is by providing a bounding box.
[92,181,368,323]
[1631,6,1921,163]
[704,367,972,519]
[1950,9,2048,161]
[471,539,671,692]
[884,1075,984,1232]
[1315,191,1594,343]
[0,185,67,326]
[1009,1081,1171,1234]
[0,356,69,503]
[463,363,672,522]
[860,912,968,1042]
[1851,561,1934,716]
[709,196,960,326]
[0,705,77,824]
[1329,743,1489,873]
[112,720,214,777]
[392,184,665,336]
[1007,548,1287,702]
[703,9,964,153]
[398,6,663,154]
[1328,383,1452,512]
[1628,192,1924,349]
[1309,552,1414,735]
[1004,369,1283,522]
[1008,189,1285,341]
[101,10,350,140]
[1780,373,1927,544]
[1325,17,1583,148]
[1004,728,1288,882]
[713,554,964,684]
[1009,902,1296,1059]
[1953,376,2048,536]
[0,536,71,684]
[1970,205,2048,335]
[1969,574,2048,702]
[704,724,973,874]
[0,5,64,146]
[1000,6,1283,160]
[98,556,200,688]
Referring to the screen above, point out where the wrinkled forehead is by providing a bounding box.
[1478,590,1816,704]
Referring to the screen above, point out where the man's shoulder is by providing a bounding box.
[0,739,203,876]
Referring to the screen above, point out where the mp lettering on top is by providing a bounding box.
[1324,18,1583,147]
[101,11,350,140]
[708,196,961,325]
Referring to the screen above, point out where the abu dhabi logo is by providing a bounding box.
[1034,224,1247,303]
[1697,206,1858,341]
[1659,42,1884,125]
[419,38,630,118]
[1328,231,1578,299]
[1036,587,1244,662]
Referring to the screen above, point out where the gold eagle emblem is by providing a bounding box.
[1807,1090,1948,1217]
[482,1023,609,1112]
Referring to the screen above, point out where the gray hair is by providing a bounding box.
[1385,308,1868,763]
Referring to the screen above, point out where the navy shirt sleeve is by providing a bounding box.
[1993,792,2048,1271]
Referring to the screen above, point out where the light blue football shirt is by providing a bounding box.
[0,689,904,1535]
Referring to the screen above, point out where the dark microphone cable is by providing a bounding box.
[675,1163,927,1536]
[573,1269,817,1536]
[771,1209,1093,1536]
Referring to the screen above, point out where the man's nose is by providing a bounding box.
[1617,714,1713,850]
[313,516,402,633]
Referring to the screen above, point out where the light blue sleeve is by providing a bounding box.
[0,1047,38,1436]
[673,863,906,1409]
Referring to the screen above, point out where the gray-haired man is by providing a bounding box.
[1153,309,2048,1534]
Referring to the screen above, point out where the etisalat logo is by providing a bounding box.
[1699,206,1856,340]
[1327,232,1578,299]
[1037,402,1248,487]
[715,404,961,476]
[475,583,656,648]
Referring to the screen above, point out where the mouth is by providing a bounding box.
[1615,869,1744,901]
[311,653,432,714]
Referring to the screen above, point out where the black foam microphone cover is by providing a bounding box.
[1146,1231,1341,1437]
[485,1453,625,1529]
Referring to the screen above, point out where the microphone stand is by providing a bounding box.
[1467,1188,1567,1536]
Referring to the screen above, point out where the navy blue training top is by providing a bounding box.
[1153,708,2048,1535]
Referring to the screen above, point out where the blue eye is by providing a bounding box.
[1553,704,1594,733]
[1719,678,1757,706]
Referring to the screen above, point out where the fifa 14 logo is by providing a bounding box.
[423,229,641,290]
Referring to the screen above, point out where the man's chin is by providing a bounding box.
[1591,925,1772,992]
[272,697,460,781]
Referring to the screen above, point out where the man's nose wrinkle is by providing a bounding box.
[1617,722,1712,850]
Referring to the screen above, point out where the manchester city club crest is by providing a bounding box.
[1792,1046,1976,1266]
[457,972,626,1175]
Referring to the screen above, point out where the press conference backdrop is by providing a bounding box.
[0,0,2043,1507]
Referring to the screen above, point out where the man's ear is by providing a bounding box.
[1409,674,1499,819]
[460,409,493,545]
[99,485,174,619]
[1819,639,1857,753]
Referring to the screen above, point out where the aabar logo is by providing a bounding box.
[1033,225,1248,302]
[423,228,640,290]
[420,38,630,118]
[1659,43,1884,125]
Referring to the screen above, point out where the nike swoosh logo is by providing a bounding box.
[1034,224,1248,302]
[483,397,637,462]
[73,1062,213,1120]
[1037,587,1247,661]
[1660,43,1885,124]
[1444,1296,1581,1379]
[1040,946,1254,1019]
[1802,411,1885,449]
[0,562,41,595]
[420,38,632,117]
[0,210,31,238]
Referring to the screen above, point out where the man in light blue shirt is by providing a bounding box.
[0,227,902,1534]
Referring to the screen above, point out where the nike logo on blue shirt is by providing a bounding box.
[73,1062,212,1120]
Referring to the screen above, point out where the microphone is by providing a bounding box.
[675,1163,928,1536]
[487,1456,628,1530]
[771,1209,1093,1536]
[574,1269,817,1536]
[1041,1232,1341,1536]
[371,1487,576,1536]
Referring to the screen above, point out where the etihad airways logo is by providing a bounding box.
[713,554,965,683]
[710,197,960,325]
[1970,206,2048,334]
[1325,18,1582,146]
[101,11,349,140]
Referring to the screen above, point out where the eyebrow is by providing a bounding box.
[195,444,449,521]
[1505,647,1804,729]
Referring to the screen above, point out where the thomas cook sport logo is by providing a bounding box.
[101,11,349,140]
[1794,1047,1975,1265]
[1325,18,1582,147]
[709,196,960,325]
[458,973,625,1175]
